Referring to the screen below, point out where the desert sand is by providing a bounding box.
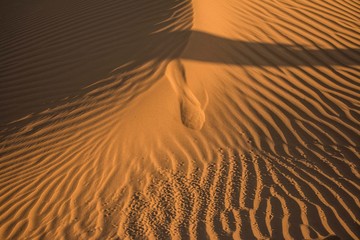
[0,0,359,239]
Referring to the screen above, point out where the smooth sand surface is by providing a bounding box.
[1,0,359,239]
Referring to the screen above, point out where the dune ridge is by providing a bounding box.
[1,0,359,239]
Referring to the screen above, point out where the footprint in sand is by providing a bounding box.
[165,59,207,130]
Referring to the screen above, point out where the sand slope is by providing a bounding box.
[1,0,359,239]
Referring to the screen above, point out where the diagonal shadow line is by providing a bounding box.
[145,30,360,67]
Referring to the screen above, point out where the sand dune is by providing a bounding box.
[0,0,359,239]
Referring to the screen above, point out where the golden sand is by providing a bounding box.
[1,0,359,239]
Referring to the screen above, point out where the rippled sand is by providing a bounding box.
[1,0,359,239]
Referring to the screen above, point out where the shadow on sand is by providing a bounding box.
[1,0,359,130]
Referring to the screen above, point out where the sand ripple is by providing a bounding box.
[1,0,359,239]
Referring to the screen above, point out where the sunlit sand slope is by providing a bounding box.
[0,0,359,239]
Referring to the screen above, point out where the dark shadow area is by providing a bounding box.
[0,0,193,129]
[178,31,360,67]
[1,0,359,131]
[114,30,360,67]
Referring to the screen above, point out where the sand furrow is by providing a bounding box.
[266,153,360,239]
